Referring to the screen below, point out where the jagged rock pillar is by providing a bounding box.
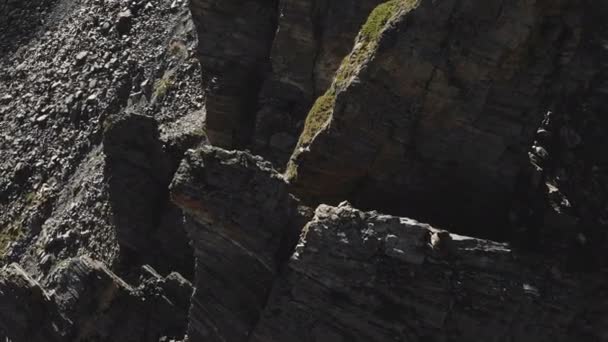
[170,146,308,341]
[188,0,278,148]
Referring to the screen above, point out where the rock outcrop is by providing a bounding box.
[169,145,608,342]
[286,0,606,238]
[189,0,279,148]
[189,0,391,163]
[1,257,192,342]
[2,0,608,341]
[0,263,61,342]
[252,203,608,341]
[252,0,385,163]
[170,146,309,341]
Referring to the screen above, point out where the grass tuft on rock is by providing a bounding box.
[153,73,175,100]
[287,0,419,180]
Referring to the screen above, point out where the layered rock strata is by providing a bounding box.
[189,0,279,148]
[286,0,599,236]
[252,0,385,163]
[170,146,308,341]
[170,146,608,342]
[253,203,608,341]
[0,257,192,341]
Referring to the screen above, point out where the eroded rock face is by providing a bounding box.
[170,145,309,342]
[103,112,194,277]
[189,0,279,148]
[287,0,605,236]
[251,203,608,342]
[166,145,607,342]
[1,257,192,342]
[253,0,385,163]
[189,0,388,163]
[0,264,61,342]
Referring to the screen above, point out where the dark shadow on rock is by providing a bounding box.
[102,111,194,279]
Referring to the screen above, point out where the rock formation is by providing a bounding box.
[1,257,192,341]
[189,0,279,148]
[253,0,386,163]
[253,203,608,341]
[1,0,608,341]
[286,0,598,236]
[169,145,608,342]
[170,146,309,341]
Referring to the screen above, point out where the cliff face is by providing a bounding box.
[1,0,608,341]
[253,0,385,163]
[287,0,594,235]
[192,0,386,162]
[169,146,607,342]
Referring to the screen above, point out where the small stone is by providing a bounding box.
[36,114,49,123]
[86,94,98,104]
[75,51,89,65]
[101,21,111,33]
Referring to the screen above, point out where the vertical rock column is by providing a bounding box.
[170,146,306,341]
[189,0,279,148]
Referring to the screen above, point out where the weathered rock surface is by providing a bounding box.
[252,203,608,341]
[189,0,390,163]
[252,0,385,163]
[2,0,608,341]
[287,0,608,239]
[0,263,61,342]
[103,112,173,252]
[1,1,204,340]
[168,145,608,342]
[1,257,192,342]
[170,146,309,342]
[48,257,191,341]
[189,0,279,148]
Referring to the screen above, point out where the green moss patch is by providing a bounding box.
[287,0,419,180]
[153,72,175,100]
[298,92,336,147]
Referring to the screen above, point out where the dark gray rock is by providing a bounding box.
[0,263,62,342]
[252,203,608,342]
[286,0,607,241]
[253,0,385,164]
[188,0,279,148]
[170,145,309,342]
